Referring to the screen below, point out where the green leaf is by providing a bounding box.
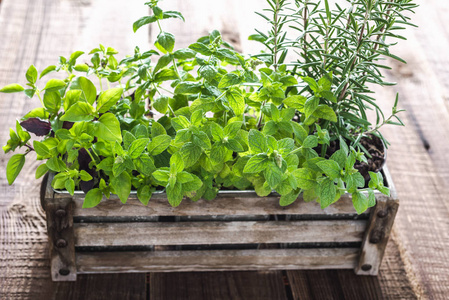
[368,190,376,207]
[0,84,25,93]
[211,144,228,164]
[199,65,217,82]
[68,51,84,64]
[292,168,316,190]
[133,15,157,32]
[210,122,224,142]
[226,89,245,116]
[155,31,175,53]
[218,73,241,89]
[151,121,167,137]
[43,91,61,114]
[352,191,369,214]
[378,186,390,196]
[26,65,38,84]
[314,105,337,122]
[152,95,169,114]
[167,181,183,207]
[65,179,75,196]
[225,139,244,152]
[174,82,202,95]
[83,188,103,208]
[280,189,301,207]
[128,138,150,159]
[135,154,156,176]
[317,160,341,180]
[180,142,202,168]
[173,48,196,60]
[60,102,94,122]
[46,157,66,172]
[189,42,212,56]
[330,149,347,169]
[94,113,122,142]
[75,77,97,105]
[248,129,267,153]
[302,135,318,148]
[163,11,185,22]
[35,164,49,179]
[192,131,211,149]
[265,162,283,188]
[243,154,268,173]
[148,135,172,155]
[96,88,123,113]
[153,170,170,183]
[6,154,25,185]
[43,79,66,91]
[154,69,178,82]
[79,170,93,181]
[137,185,152,206]
[39,65,56,79]
[304,97,319,118]
[170,152,184,172]
[111,171,131,204]
[33,140,50,157]
[224,121,242,138]
[319,178,337,209]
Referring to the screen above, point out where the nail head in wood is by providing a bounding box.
[361,264,372,271]
[55,209,67,217]
[377,209,388,218]
[56,239,67,248]
[59,268,70,276]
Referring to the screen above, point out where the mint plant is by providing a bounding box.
[1,0,416,214]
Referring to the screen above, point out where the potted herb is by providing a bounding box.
[1,0,417,281]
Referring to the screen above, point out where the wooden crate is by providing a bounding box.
[41,166,398,281]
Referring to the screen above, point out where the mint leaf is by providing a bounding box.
[133,16,157,33]
[167,181,183,207]
[319,178,337,209]
[283,95,307,110]
[293,168,316,190]
[265,162,283,188]
[248,129,267,153]
[280,189,301,206]
[226,89,245,116]
[128,138,150,159]
[111,171,131,204]
[314,105,337,122]
[210,122,224,142]
[243,154,268,173]
[316,160,341,180]
[83,188,103,208]
[148,135,172,155]
[180,142,202,168]
[137,185,152,206]
[302,135,318,148]
[170,152,184,172]
[218,73,241,89]
[224,121,242,138]
[155,31,175,53]
[6,154,25,185]
[352,191,369,214]
[211,144,228,164]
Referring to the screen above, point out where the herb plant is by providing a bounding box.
[1,0,416,214]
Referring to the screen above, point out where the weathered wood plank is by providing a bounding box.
[149,271,287,300]
[74,220,367,247]
[355,195,399,275]
[76,248,359,273]
[45,197,77,281]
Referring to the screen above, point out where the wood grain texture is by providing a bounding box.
[76,248,358,273]
[149,271,287,300]
[74,220,367,247]
[355,195,399,275]
[45,197,77,281]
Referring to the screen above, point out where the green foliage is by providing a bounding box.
[1,0,415,214]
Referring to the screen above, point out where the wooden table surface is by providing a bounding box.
[0,0,447,299]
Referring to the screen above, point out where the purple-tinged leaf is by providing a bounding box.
[20,118,51,136]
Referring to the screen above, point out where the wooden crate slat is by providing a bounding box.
[68,192,369,217]
[76,248,359,273]
[74,220,367,246]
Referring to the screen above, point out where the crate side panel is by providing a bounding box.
[76,248,359,273]
[74,220,367,246]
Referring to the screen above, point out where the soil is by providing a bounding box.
[316,134,386,184]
